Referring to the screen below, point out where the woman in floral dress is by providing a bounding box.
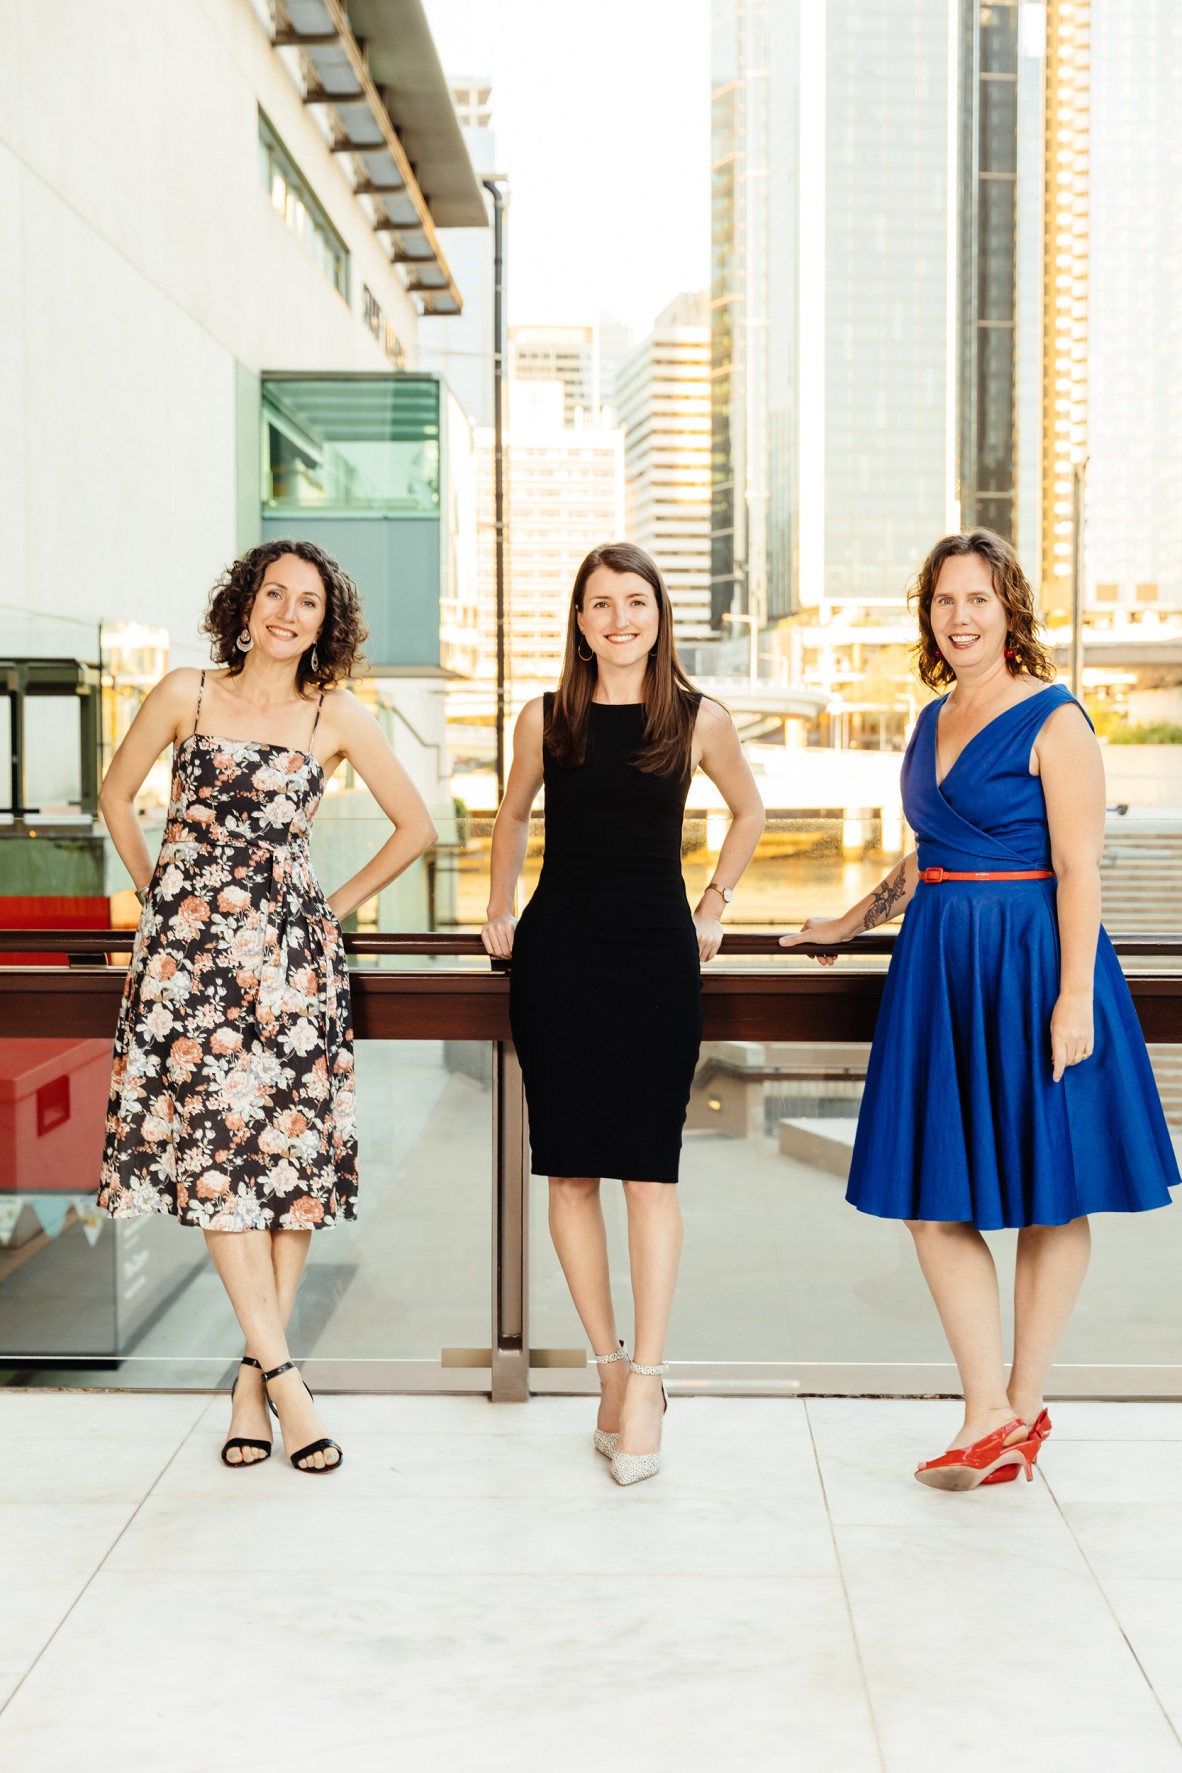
[98,540,437,1471]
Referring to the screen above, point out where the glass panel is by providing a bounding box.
[262,377,441,515]
[0,1036,491,1388]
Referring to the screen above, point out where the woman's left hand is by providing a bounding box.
[1050,989,1094,1083]
[693,908,725,963]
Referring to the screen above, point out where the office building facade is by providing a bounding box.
[1,0,483,904]
[617,293,713,644]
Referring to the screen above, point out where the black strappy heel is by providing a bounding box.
[262,1361,344,1473]
[220,1356,273,1467]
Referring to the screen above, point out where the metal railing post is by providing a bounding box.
[491,1039,529,1401]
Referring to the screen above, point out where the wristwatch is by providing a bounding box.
[705,880,733,905]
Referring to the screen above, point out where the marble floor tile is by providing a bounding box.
[0,1572,109,1679]
[0,1435,186,1507]
[163,1425,822,1503]
[1044,1499,1182,1580]
[806,1399,1070,1531]
[0,1391,209,1440]
[1038,1402,1182,1441]
[103,1487,839,1579]
[1101,1580,1182,1736]
[834,1524,1181,1771]
[0,1571,879,1773]
[1,1503,139,1580]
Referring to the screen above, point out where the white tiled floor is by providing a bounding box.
[1,1395,1180,1773]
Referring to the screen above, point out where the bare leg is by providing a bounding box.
[548,1177,627,1432]
[1008,1217,1092,1427]
[227,1228,315,1461]
[906,1220,1021,1450]
[617,1181,683,1458]
[204,1229,339,1469]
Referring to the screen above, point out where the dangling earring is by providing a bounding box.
[236,627,253,653]
[1004,633,1017,660]
[577,641,593,662]
[311,645,320,673]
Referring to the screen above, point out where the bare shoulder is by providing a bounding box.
[152,666,205,723]
[516,696,546,734]
[1033,693,1100,778]
[695,695,734,732]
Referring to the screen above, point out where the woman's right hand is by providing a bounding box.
[481,912,518,959]
[778,915,852,967]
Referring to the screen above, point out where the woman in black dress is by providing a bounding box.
[482,543,763,1484]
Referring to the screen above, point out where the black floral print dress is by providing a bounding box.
[98,677,357,1231]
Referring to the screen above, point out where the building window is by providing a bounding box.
[1094,584,1120,603]
[258,111,349,300]
[1135,583,1159,604]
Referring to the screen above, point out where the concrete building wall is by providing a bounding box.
[0,0,421,666]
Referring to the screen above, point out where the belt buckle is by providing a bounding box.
[921,867,944,884]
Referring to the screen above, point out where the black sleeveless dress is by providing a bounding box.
[509,694,702,1182]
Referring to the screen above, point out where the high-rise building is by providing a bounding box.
[471,382,625,718]
[711,0,964,640]
[957,0,1046,572]
[1086,0,1182,613]
[509,325,596,426]
[1040,0,1090,612]
[617,292,712,643]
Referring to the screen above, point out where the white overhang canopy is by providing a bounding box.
[272,0,488,315]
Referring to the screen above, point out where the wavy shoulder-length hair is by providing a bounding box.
[202,538,368,695]
[547,542,702,778]
[909,528,1055,690]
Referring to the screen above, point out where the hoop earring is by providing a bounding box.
[311,645,320,673]
[577,642,593,662]
[650,647,658,658]
[236,628,253,653]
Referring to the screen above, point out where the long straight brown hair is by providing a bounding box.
[547,542,701,778]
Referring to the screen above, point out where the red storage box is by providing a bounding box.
[0,1039,112,1193]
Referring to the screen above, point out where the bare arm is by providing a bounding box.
[1037,702,1105,1081]
[481,699,545,958]
[692,699,765,961]
[317,691,438,921]
[778,851,919,964]
[98,668,203,894]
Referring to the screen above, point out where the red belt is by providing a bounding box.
[919,867,1055,884]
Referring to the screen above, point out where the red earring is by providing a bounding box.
[1004,636,1017,660]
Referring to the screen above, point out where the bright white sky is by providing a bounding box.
[423,0,711,343]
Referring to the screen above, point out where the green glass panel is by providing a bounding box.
[262,376,441,516]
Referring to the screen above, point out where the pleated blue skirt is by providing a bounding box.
[846,877,1179,1229]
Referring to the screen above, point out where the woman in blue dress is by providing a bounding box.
[781,530,1178,1490]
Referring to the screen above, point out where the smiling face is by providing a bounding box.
[929,552,1008,677]
[576,567,660,666]
[246,553,326,663]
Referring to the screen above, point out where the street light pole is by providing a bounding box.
[483,176,508,802]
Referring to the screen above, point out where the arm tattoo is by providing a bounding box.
[863,864,907,930]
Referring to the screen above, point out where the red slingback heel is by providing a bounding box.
[981,1407,1052,1485]
[915,1417,1034,1491]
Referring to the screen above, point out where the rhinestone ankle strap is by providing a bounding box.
[629,1361,669,1377]
[591,1346,629,1366]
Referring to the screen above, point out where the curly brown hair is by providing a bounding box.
[202,539,368,693]
[909,529,1055,690]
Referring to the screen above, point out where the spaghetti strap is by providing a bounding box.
[192,671,206,736]
[308,692,325,756]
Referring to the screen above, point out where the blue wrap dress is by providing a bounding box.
[846,683,1179,1229]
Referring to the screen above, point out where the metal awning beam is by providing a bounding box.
[274,0,463,315]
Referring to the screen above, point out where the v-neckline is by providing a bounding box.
[933,686,1057,791]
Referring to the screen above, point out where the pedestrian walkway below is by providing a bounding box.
[1,1393,1180,1771]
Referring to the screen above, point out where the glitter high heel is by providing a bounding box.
[591,1341,630,1458]
[610,1361,668,1487]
